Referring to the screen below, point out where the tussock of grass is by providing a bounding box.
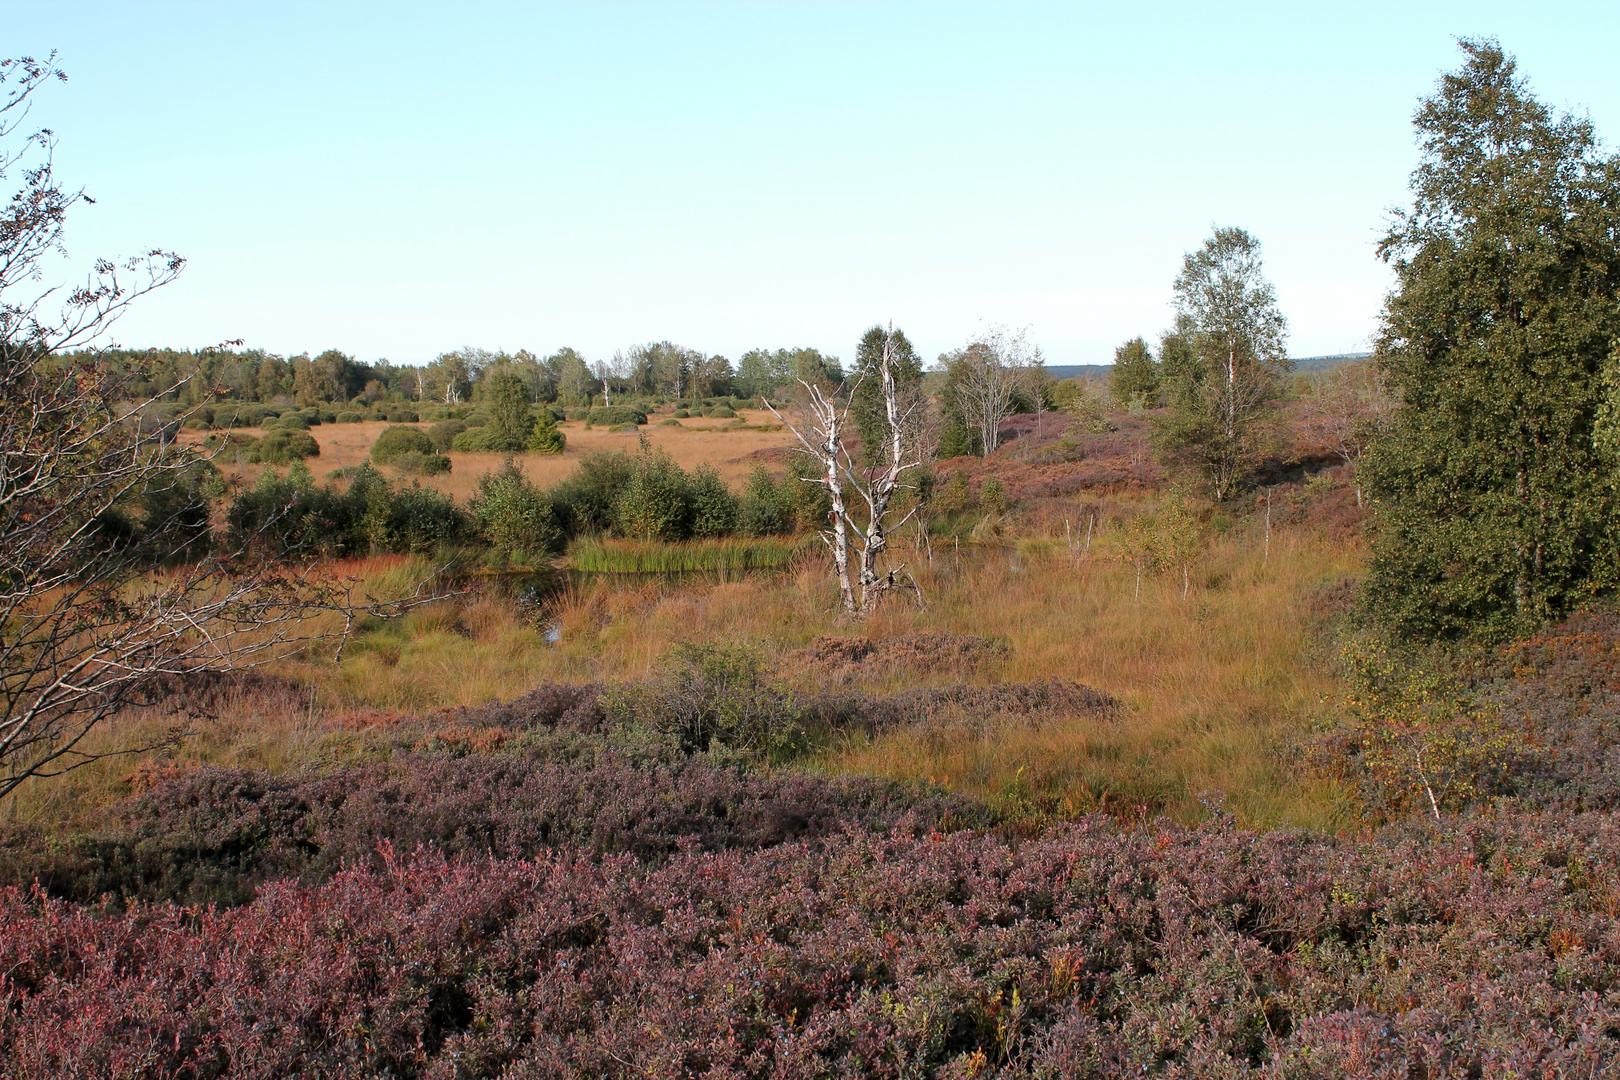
[568,535,812,574]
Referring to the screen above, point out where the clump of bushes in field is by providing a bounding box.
[368,424,449,474]
[548,441,822,544]
[225,464,468,557]
[585,404,646,427]
[606,641,806,758]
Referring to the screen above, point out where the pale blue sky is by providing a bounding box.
[12,2,1620,366]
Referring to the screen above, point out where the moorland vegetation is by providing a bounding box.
[6,40,1620,1077]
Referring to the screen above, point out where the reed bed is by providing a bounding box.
[567,535,813,574]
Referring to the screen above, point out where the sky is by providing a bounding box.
[10,2,1620,368]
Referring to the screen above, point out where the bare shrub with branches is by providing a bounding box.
[765,324,926,616]
[0,55,443,799]
[1300,358,1397,504]
[947,323,1044,457]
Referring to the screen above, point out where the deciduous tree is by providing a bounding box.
[1362,39,1620,640]
[1152,227,1289,499]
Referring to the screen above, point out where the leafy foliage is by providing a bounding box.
[369,425,437,467]
[1362,40,1620,640]
[470,460,562,557]
[1109,336,1160,407]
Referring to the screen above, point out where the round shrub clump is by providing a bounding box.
[705,405,737,419]
[249,429,319,464]
[565,408,589,421]
[451,426,501,453]
[428,419,467,451]
[275,413,311,430]
[673,409,690,419]
[658,418,682,427]
[370,425,437,466]
[335,411,363,423]
[386,409,420,424]
[587,406,647,427]
[389,450,452,475]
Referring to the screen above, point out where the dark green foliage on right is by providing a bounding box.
[1362,40,1620,641]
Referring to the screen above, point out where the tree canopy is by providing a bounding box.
[1362,39,1620,640]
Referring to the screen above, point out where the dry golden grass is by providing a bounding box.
[6,505,1362,831]
[184,410,795,502]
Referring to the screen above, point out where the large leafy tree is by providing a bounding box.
[1362,40,1620,640]
[1153,227,1289,499]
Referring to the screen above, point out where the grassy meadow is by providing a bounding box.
[3,458,1364,832]
[183,408,796,501]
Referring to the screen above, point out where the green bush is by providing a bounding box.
[658,418,682,427]
[587,406,647,427]
[428,419,467,451]
[604,641,805,758]
[370,425,437,466]
[673,409,690,419]
[565,408,589,421]
[275,413,311,431]
[463,415,488,428]
[614,442,693,540]
[549,450,636,534]
[386,409,420,423]
[738,467,789,537]
[335,411,363,423]
[250,429,320,464]
[528,409,566,455]
[451,426,502,453]
[389,450,452,476]
[689,465,739,538]
[705,405,736,419]
[471,459,563,557]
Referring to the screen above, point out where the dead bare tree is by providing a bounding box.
[0,54,451,798]
[764,324,926,616]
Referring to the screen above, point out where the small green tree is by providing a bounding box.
[1109,336,1160,408]
[471,459,562,557]
[737,466,788,536]
[482,368,532,452]
[1152,228,1290,500]
[614,438,692,540]
[850,324,922,463]
[527,406,566,454]
[689,465,739,538]
[1362,40,1620,640]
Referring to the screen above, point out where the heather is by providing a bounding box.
[3,811,1617,1077]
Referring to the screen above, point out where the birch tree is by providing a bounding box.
[1153,227,1290,500]
[951,324,1043,457]
[764,324,925,615]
